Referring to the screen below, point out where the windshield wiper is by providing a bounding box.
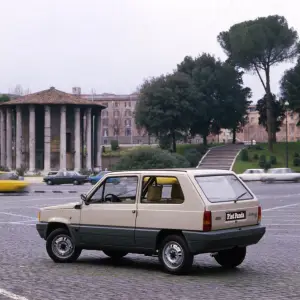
[235,192,248,200]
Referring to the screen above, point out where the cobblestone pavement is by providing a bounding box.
[0,183,299,300]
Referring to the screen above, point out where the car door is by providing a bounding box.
[78,174,140,249]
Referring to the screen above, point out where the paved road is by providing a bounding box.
[0,183,299,300]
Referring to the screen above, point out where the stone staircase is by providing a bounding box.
[197,144,245,170]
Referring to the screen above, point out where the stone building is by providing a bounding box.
[0,87,105,173]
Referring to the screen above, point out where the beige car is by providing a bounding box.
[36,168,266,275]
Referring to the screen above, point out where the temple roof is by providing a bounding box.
[0,87,105,108]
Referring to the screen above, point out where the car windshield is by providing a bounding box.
[194,175,253,203]
[96,171,110,176]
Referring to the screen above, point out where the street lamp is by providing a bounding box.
[284,100,289,167]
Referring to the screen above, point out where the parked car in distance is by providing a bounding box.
[43,171,89,185]
[47,171,58,176]
[88,170,117,185]
[261,168,300,183]
[0,171,29,192]
[238,169,265,181]
[36,168,265,275]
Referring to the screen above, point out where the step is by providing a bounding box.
[202,158,236,162]
[197,166,230,170]
[199,163,232,168]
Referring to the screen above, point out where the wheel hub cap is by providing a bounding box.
[163,242,184,269]
[52,235,74,259]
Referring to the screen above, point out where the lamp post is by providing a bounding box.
[284,100,289,167]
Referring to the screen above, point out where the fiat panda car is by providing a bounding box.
[36,169,266,275]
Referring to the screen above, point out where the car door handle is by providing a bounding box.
[132,210,136,213]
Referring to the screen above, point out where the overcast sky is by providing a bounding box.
[0,0,298,102]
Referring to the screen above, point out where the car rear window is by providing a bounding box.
[194,175,254,203]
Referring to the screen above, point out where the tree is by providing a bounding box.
[256,94,285,140]
[218,15,299,151]
[135,72,193,152]
[177,54,251,145]
[281,57,300,116]
[0,95,10,103]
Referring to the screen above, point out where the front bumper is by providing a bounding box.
[183,224,266,255]
[36,222,48,239]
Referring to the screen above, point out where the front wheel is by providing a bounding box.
[158,235,194,275]
[214,246,246,268]
[73,180,79,185]
[46,228,82,263]
[103,250,128,260]
[47,180,53,185]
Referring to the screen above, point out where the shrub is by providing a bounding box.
[16,166,26,177]
[176,144,207,156]
[253,153,259,160]
[158,135,172,150]
[0,166,10,172]
[183,148,202,167]
[240,149,249,161]
[294,157,300,166]
[294,152,299,158]
[113,147,190,171]
[79,168,93,175]
[110,140,119,151]
[270,155,277,165]
[264,161,271,170]
[255,145,264,150]
[258,154,266,168]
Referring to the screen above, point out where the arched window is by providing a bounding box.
[113,110,120,117]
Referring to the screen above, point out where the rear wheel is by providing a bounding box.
[73,180,79,185]
[46,228,82,263]
[214,246,246,268]
[158,234,194,275]
[103,250,128,260]
[47,180,53,185]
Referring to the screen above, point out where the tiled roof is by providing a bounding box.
[0,87,105,108]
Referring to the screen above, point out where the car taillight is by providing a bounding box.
[203,210,212,231]
[258,206,261,224]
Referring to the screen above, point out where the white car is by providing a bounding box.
[238,169,265,181]
[261,168,300,183]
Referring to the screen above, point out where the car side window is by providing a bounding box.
[140,176,184,204]
[89,176,138,204]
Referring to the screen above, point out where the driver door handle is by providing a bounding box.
[132,210,136,213]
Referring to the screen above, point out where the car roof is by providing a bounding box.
[104,168,234,176]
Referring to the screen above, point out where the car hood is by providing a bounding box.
[42,202,81,210]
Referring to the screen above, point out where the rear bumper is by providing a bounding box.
[183,224,266,255]
[36,222,48,239]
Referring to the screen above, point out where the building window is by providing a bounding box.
[102,110,108,117]
[104,139,108,145]
[125,109,132,117]
[113,110,120,117]
[66,133,72,153]
[102,119,108,126]
[125,128,131,136]
[114,128,119,136]
[113,101,119,107]
[125,119,131,127]
[103,129,108,137]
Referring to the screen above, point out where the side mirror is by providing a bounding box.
[80,193,87,204]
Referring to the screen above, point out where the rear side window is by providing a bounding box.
[195,175,253,203]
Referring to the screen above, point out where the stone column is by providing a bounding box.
[15,106,22,169]
[86,107,92,170]
[29,105,36,172]
[6,108,12,169]
[44,105,51,172]
[74,107,81,171]
[0,109,6,166]
[96,110,102,169]
[60,105,67,170]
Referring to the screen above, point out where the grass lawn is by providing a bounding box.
[233,142,300,173]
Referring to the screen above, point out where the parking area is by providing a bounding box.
[0,183,299,300]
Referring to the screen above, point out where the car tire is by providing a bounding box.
[158,234,194,275]
[73,180,79,185]
[47,180,53,185]
[102,250,128,260]
[46,228,82,263]
[214,246,246,268]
